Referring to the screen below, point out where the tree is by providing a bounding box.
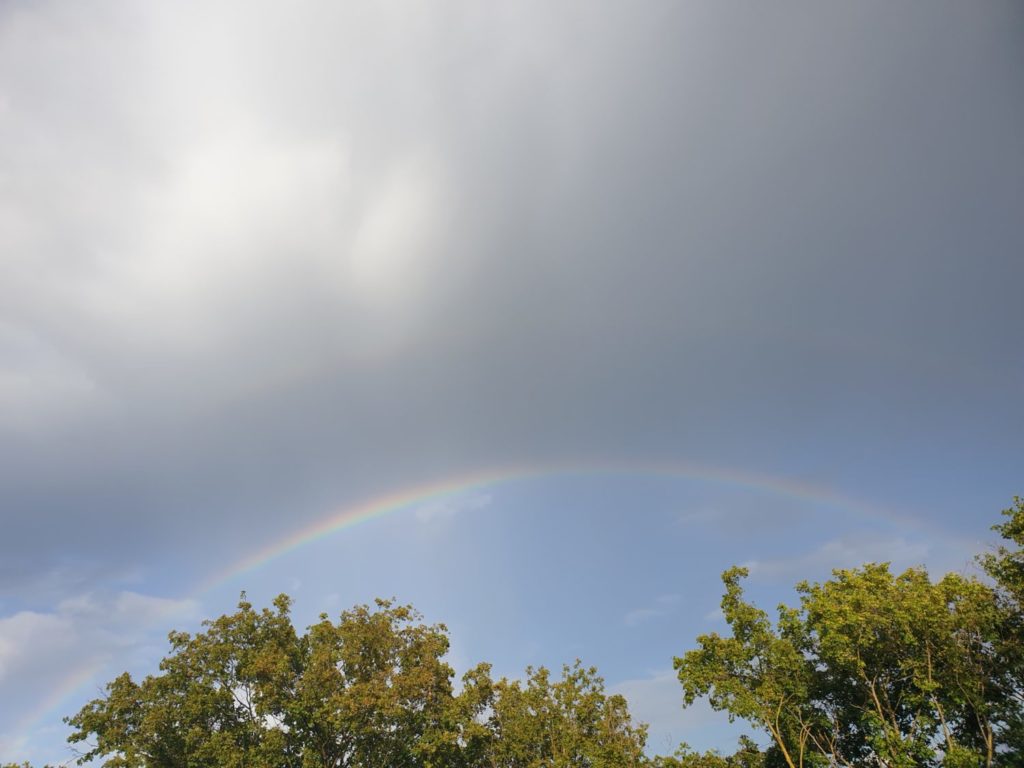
[674,567,823,768]
[279,599,460,767]
[483,661,649,768]
[794,565,1004,767]
[68,593,299,768]
[981,498,1024,602]
[66,596,472,768]
[675,500,1024,768]
[64,597,648,768]
[978,497,1024,764]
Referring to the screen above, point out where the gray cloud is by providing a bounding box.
[1,1,1022,580]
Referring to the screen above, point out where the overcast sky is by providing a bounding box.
[2,1,1022,763]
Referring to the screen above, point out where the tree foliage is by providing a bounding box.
[62,596,648,768]
[979,497,1024,761]
[676,498,1024,768]
[484,661,648,768]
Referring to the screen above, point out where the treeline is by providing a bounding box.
[9,498,1023,768]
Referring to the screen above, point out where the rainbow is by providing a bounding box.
[198,458,903,594]
[16,459,906,750]
[12,655,108,750]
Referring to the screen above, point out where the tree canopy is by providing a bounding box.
[58,597,648,768]
[12,498,1023,768]
[676,497,1024,768]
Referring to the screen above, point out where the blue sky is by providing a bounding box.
[1,1,1022,764]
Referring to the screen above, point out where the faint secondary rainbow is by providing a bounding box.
[13,655,108,747]
[197,458,906,595]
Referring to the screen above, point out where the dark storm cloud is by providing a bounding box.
[1,1,1022,577]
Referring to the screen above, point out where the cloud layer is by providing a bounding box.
[3,1,1022,573]
[2,1,1022,763]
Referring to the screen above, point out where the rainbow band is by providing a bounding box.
[13,657,108,749]
[199,459,901,594]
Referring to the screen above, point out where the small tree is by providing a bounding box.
[484,661,649,768]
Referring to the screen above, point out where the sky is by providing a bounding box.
[1,1,1022,763]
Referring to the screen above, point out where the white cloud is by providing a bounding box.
[0,588,198,762]
[743,531,980,582]
[414,492,492,524]
[624,593,681,627]
[348,155,449,308]
[0,610,73,681]
[0,1,453,425]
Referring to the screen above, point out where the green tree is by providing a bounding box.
[66,596,472,768]
[674,567,823,768]
[64,596,648,768]
[675,501,1024,768]
[795,565,1004,767]
[68,593,299,768]
[978,497,1024,765]
[280,599,460,767]
[483,661,648,768]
